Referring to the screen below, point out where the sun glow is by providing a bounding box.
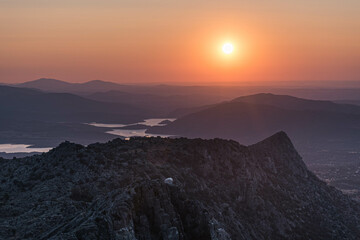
[222,43,234,54]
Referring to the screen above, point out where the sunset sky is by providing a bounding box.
[1,0,360,84]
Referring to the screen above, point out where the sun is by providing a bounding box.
[222,43,234,54]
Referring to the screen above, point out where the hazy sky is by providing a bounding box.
[1,0,360,84]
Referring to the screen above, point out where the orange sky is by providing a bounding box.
[1,0,360,84]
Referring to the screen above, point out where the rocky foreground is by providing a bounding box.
[1,132,360,239]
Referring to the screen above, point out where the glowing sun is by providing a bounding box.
[222,43,234,54]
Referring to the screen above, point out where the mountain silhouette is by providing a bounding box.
[149,94,360,144]
[232,93,360,114]
[16,78,126,94]
[0,85,146,123]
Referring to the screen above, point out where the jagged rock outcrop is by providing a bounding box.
[1,132,360,239]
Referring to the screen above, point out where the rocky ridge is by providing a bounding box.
[0,132,360,239]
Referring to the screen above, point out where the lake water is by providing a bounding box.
[87,118,176,128]
[88,118,176,138]
[87,123,128,128]
[137,118,177,127]
[0,144,52,154]
[106,129,173,138]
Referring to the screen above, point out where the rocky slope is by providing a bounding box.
[1,132,360,239]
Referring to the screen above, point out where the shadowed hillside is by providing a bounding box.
[0,85,146,123]
[148,97,360,144]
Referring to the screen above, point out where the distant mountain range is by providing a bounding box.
[11,78,229,116]
[1,134,360,239]
[15,78,127,94]
[232,93,360,115]
[9,78,360,118]
[149,93,360,144]
[8,78,360,101]
[0,85,145,123]
[13,78,225,97]
[0,85,149,148]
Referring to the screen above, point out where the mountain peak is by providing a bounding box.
[24,78,69,84]
[84,79,109,84]
[254,130,292,147]
[35,78,64,82]
[250,131,309,178]
[232,93,302,103]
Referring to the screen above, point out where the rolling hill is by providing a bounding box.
[0,85,146,123]
[148,94,360,144]
[232,93,360,115]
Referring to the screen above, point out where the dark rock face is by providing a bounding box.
[1,132,360,239]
